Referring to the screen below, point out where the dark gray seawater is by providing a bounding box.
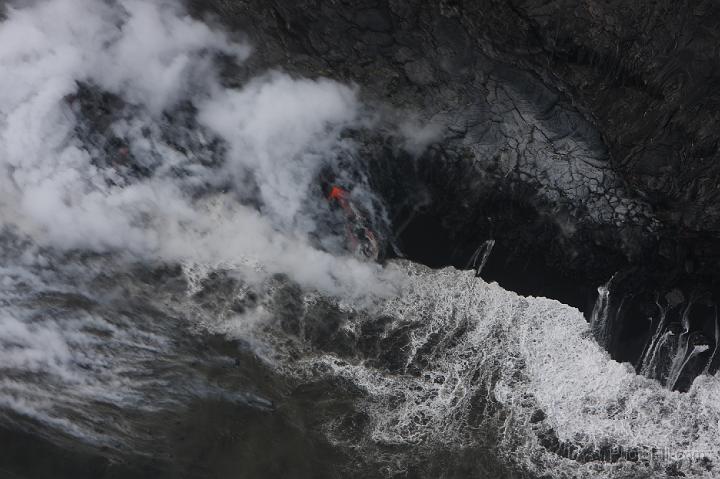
[3,237,720,478]
[2,1,720,478]
[0,237,514,478]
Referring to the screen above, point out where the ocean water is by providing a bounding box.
[1,1,719,478]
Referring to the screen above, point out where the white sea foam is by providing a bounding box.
[2,2,718,478]
[271,262,720,477]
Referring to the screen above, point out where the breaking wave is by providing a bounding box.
[250,263,720,477]
[0,0,719,478]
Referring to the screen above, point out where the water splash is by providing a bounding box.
[465,239,495,278]
[638,292,715,390]
[665,299,695,389]
[669,344,710,391]
[589,275,615,349]
[638,294,671,377]
[704,307,719,375]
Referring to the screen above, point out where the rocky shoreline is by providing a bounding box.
[185,0,720,383]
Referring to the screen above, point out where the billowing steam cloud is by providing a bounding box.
[0,0,395,296]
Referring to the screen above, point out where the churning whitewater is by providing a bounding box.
[0,0,719,477]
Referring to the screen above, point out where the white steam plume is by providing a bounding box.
[0,0,397,297]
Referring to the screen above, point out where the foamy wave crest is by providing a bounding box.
[250,262,720,477]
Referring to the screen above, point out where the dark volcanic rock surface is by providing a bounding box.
[189,0,720,367]
[190,1,717,258]
[9,1,720,477]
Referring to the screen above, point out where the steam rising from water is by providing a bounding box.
[0,0,392,297]
[0,0,395,455]
[1,1,720,478]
